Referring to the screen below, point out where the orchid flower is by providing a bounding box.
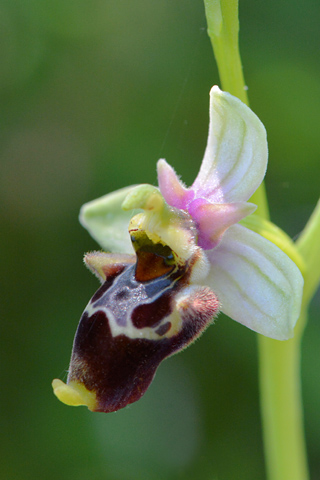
[52,86,303,413]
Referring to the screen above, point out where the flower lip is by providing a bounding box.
[54,226,219,413]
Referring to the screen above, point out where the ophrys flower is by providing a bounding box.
[52,87,303,413]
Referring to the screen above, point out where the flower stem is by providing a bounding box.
[203,0,248,104]
[203,1,309,479]
[258,331,308,480]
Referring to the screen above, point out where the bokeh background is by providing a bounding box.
[1,1,319,479]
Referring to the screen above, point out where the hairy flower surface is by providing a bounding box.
[52,87,303,413]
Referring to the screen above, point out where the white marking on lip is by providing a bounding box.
[84,301,183,341]
[84,264,186,341]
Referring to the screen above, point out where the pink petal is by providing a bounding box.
[157,159,194,209]
[188,199,256,249]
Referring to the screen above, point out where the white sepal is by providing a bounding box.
[206,224,304,340]
[192,86,268,204]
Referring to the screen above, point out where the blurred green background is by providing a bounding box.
[1,1,319,479]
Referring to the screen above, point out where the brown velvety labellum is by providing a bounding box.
[66,241,219,413]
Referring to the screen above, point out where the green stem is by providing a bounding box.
[203,0,248,104]
[258,329,308,480]
[203,1,309,479]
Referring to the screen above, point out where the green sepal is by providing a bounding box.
[79,185,140,254]
[296,199,320,305]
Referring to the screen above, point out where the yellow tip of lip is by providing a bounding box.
[52,379,97,411]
